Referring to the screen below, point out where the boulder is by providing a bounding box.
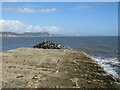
[33,40,68,49]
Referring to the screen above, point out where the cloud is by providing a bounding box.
[0,20,59,34]
[4,7,57,13]
[40,8,56,13]
[71,5,92,11]
[6,7,35,13]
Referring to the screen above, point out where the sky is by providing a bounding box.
[1,2,118,36]
[2,0,120,2]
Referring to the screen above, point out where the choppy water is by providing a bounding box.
[1,36,119,79]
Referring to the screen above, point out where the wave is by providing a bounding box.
[91,56,120,79]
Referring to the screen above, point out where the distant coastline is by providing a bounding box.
[0,31,64,37]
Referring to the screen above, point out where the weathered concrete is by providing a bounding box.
[1,48,120,89]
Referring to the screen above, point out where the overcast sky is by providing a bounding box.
[1,2,118,36]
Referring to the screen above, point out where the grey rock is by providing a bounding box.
[33,40,69,49]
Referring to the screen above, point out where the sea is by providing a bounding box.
[1,36,119,79]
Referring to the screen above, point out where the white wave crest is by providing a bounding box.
[91,56,119,79]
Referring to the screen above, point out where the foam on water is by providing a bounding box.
[91,56,120,79]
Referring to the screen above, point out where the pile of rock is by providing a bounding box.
[33,40,67,49]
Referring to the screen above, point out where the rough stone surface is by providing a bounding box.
[1,48,120,88]
[33,40,68,49]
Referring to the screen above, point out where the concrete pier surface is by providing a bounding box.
[1,48,120,89]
